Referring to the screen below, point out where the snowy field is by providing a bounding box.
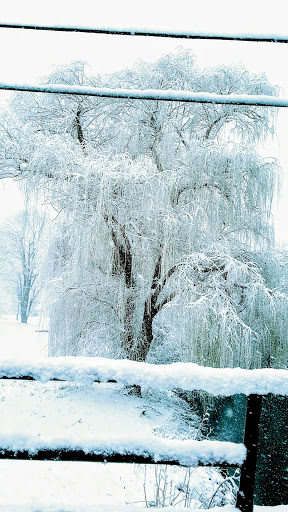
[0,316,287,512]
[0,316,48,359]
[0,316,226,511]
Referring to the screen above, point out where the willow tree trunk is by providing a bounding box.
[129,304,154,362]
[122,292,137,359]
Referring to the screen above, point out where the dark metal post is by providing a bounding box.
[236,394,263,512]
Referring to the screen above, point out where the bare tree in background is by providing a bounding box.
[3,209,45,323]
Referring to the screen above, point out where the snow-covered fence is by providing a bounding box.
[0,357,287,396]
[0,433,246,468]
[0,357,286,512]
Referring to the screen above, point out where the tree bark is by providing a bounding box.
[122,292,136,359]
[21,310,28,323]
[104,214,137,359]
[74,105,86,152]
[130,301,154,362]
[104,215,178,362]
[133,257,178,362]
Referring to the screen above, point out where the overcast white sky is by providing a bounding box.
[0,0,288,241]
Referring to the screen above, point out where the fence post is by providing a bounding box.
[236,394,263,512]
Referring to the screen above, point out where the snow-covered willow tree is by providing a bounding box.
[0,50,287,368]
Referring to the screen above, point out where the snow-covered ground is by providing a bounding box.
[0,316,48,358]
[0,316,230,511]
[0,316,287,512]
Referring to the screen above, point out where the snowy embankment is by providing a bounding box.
[0,318,286,511]
[0,317,241,510]
[0,376,239,509]
[0,355,287,396]
[1,321,286,469]
[0,366,246,466]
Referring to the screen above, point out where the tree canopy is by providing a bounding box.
[0,50,286,368]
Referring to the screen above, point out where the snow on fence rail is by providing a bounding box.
[0,82,287,108]
[0,356,287,396]
[0,432,246,467]
[1,22,288,43]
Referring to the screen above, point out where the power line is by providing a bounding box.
[0,82,286,107]
[0,22,287,43]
